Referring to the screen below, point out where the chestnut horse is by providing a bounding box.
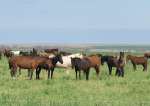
[71,57,91,80]
[126,55,147,71]
[83,55,101,78]
[9,54,63,79]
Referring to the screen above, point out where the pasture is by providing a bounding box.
[0,55,150,106]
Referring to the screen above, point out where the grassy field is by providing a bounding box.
[0,56,150,106]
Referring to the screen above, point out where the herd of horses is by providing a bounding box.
[0,48,150,80]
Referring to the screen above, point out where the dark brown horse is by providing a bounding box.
[101,52,125,77]
[36,55,63,79]
[9,54,63,79]
[83,55,101,78]
[115,52,126,77]
[44,48,58,54]
[126,55,147,71]
[4,49,14,58]
[71,57,91,80]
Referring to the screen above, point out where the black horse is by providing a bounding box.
[71,57,91,80]
[36,54,63,79]
[101,55,117,75]
[101,52,125,77]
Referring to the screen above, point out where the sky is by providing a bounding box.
[0,0,150,44]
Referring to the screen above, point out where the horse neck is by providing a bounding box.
[52,56,59,65]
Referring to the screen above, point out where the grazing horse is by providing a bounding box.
[71,57,91,80]
[83,55,101,78]
[9,54,63,79]
[126,55,147,71]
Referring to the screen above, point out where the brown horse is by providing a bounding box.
[83,55,101,78]
[115,52,126,77]
[9,54,63,79]
[126,55,147,71]
[144,53,150,58]
[4,49,14,58]
[101,52,125,77]
[44,48,58,54]
[71,57,91,80]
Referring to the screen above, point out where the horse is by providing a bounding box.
[83,55,101,78]
[115,52,126,77]
[4,49,14,58]
[9,54,63,80]
[126,55,147,71]
[44,48,58,54]
[36,54,63,79]
[56,53,84,74]
[144,53,150,58]
[101,52,125,77]
[71,57,91,80]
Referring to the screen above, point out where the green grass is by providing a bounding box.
[0,57,150,106]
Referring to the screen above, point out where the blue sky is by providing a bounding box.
[0,0,150,44]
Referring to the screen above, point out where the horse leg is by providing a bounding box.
[19,68,21,75]
[133,63,136,71]
[118,69,121,77]
[79,70,81,80]
[51,68,54,79]
[108,65,112,75]
[86,69,90,80]
[121,68,124,77]
[75,70,78,80]
[36,67,41,80]
[95,66,100,78]
[36,69,39,79]
[143,63,147,71]
[30,70,33,80]
[48,70,50,79]
[11,67,17,79]
[115,69,119,76]
[28,69,31,77]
